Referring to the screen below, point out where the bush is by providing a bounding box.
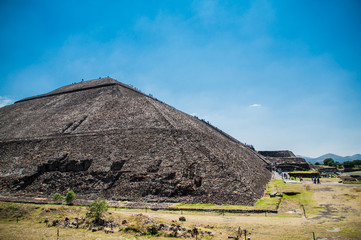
[52,193,64,204]
[65,190,76,205]
[87,198,108,220]
[290,176,295,180]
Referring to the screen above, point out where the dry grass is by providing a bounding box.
[1,179,360,239]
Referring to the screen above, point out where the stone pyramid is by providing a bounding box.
[0,78,271,205]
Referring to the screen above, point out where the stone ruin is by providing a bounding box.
[258,150,310,172]
[0,77,271,205]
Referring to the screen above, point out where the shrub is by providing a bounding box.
[65,190,76,205]
[52,193,64,204]
[290,176,295,180]
[87,198,108,220]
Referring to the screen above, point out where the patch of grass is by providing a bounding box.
[290,170,318,174]
[169,203,254,210]
[254,197,280,210]
[0,202,35,220]
[342,181,361,184]
[266,180,286,194]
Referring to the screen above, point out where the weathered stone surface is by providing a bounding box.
[0,77,271,205]
[258,150,310,172]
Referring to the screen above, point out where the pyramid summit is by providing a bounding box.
[0,77,271,205]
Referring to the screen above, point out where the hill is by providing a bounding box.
[299,153,361,164]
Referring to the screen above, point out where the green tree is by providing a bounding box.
[87,198,108,220]
[354,160,361,167]
[65,190,76,205]
[343,159,361,168]
[52,193,64,204]
[323,158,335,166]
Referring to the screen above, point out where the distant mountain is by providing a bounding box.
[297,153,361,164]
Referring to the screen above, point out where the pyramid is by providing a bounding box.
[0,78,271,205]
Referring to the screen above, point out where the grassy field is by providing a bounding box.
[1,179,360,239]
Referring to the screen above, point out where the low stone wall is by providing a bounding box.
[0,195,278,214]
[288,172,319,178]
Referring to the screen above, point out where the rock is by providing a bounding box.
[44,218,49,223]
[270,191,278,197]
[192,227,199,237]
[179,216,186,221]
[158,223,166,230]
[228,235,234,239]
[122,220,127,225]
[92,228,97,232]
[94,219,105,226]
[165,231,177,237]
[146,226,158,235]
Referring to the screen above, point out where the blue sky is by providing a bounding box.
[0,0,360,157]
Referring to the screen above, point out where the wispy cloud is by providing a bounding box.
[0,96,13,108]
[249,104,261,108]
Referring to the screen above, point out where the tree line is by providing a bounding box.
[318,158,361,168]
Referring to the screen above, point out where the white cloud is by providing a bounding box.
[249,103,261,108]
[0,96,13,108]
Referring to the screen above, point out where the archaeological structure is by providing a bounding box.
[0,78,272,205]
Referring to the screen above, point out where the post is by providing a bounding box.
[312,232,315,240]
[244,229,247,240]
[237,226,242,239]
[57,227,59,240]
[302,205,307,218]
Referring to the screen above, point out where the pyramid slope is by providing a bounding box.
[0,78,271,205]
